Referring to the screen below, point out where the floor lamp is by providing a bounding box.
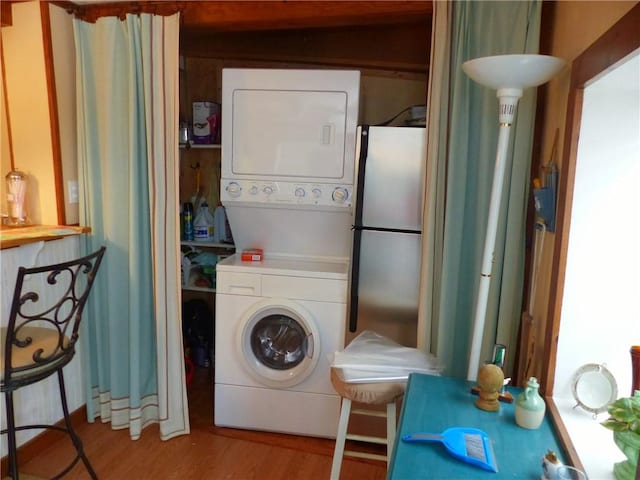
[462,54,566,381]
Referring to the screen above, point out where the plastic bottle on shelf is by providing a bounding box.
[183,202,194,241]
[194,201,214,241]
[213,204,230,243]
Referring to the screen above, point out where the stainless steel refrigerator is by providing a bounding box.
[348,126,426,347]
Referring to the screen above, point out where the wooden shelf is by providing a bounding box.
[179,143,221,150]
[182,285,216,293]
[181,240,234,249]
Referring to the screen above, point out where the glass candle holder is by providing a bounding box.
[5,170,29,226]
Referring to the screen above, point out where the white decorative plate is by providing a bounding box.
[571,363,618,415]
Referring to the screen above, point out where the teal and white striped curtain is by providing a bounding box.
[419,1,542,378]
[74,12,188,440]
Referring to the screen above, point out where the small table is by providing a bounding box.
[388,373,566,479]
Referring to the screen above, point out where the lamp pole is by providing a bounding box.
[466,89,522,381]
[462,55,565,381]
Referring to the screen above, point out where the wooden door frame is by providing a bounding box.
[539,2,640,469]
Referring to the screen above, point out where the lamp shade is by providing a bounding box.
[462,54,566,91]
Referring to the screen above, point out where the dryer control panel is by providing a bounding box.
[221,179,353,209]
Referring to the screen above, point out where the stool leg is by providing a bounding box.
[58,370,97,479]
[4,389,19,479]
[386,401,397,467]
[330,397,351,480]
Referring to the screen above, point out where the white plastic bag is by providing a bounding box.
[331,330,444,383]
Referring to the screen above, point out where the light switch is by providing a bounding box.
[68,180,79,204]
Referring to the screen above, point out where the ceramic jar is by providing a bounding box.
[515,377,546,429]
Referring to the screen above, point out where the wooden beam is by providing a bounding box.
[1,1,13,26]
[67,1,431,32]
[180,1,432,32]
[40,1,66,225]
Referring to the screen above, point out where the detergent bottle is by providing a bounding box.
[194,201,214,241]
[213,204,231,243]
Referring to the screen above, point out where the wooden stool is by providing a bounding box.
[330,368,406,480]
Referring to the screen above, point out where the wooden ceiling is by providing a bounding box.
[5,1,432,73]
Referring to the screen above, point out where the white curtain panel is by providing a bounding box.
[417,0,452,356]
[140,13,189,441]
[74,12,189,440]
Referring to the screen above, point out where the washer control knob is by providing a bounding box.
[249,185,259,195]
[226,182,241,198]
[263,185,274,195]
[332,187,348,203]
[295,187,305,198]
[312,188,322,199]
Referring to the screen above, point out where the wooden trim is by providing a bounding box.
[539,7,639,469]
[66,1,431,31]
[40,2,66,225]
[0,405,88,474]
[1,1,13,27]
[1,35,15,171]
[545,398,586,471]
[0,225,90,249]
[541,2,640,397]
[516,0,557,387]
[541,87,583,396]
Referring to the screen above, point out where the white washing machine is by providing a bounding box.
[214,254,348,438]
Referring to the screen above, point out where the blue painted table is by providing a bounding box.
[388,373,567,479]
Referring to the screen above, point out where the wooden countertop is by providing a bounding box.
[0,225,91,249]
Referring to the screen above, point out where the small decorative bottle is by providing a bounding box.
[515,377,546,429]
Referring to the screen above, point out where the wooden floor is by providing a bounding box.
[13,367,387,479]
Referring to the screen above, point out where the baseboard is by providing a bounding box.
[1,405,87,474]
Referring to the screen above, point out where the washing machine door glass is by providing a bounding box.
[239,300,321,388]
[250,314,308,370]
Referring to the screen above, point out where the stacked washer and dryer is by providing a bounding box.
[214,69,360,437]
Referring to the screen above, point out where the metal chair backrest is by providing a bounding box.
[2,246,106,390]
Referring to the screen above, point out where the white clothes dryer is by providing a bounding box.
[214,254,348,438]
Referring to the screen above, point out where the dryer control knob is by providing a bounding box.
[263,185,274,195]
[249,185,259,195]
[312,188,322,199]
[226,182,241,198]
[332,187,348,203]
[295,187,305,198]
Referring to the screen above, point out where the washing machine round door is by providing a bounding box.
[238,299,320,388]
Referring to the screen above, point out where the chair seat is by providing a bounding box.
[331,368,406,405]
[0,327,70,384]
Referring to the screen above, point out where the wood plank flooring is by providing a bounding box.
[12,367,387,479]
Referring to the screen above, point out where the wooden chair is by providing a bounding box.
[1,246,106,479]
[329,367,406,480]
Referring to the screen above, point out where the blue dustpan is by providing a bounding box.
[402,427,498,472]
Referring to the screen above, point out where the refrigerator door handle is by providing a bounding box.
[355,225,422,235]
[349,225,362,332]
[349,126,370,332]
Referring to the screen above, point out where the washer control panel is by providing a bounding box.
[221,180,353,208]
